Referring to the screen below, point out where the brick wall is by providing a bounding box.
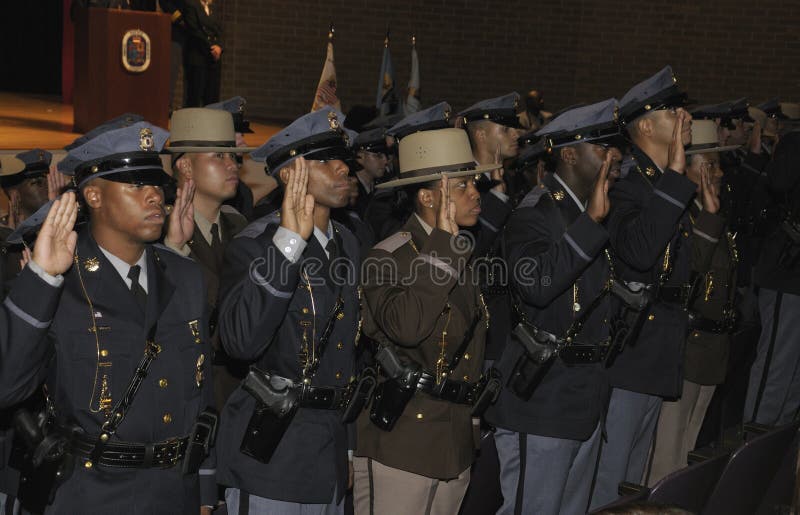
[214,0,800,124]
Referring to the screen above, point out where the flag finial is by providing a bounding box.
[384,26,390,48]
[411,33,416,47]
[328,23,334,40]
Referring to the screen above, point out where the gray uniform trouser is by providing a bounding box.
[494,423,602,515]
[589,388,662,511]
[745,289,800,425]
[225,488,342,515]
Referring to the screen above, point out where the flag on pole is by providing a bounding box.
[376,29,399,117]
[311,25,341,112]
[404,34,421,115]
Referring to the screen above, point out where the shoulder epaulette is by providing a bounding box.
[517,185,551,210]
[236,210,281,239]
[373,231,413,253]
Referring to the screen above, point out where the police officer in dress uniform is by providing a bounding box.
[216,107,360,515]
[163,107,256,412]
[353,127,494,515]
[744,122,800,426]
[590,67,720,509]
[0,122,217,514]
[487,99,623,515]
[648,119,736,484]
[350,128,389,220]
[365,102,455,241]
[182,0,223,107]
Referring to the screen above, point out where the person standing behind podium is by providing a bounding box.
[182,0,222,107]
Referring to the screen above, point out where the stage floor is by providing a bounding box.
[0,91,284,216]
[0,91,283,152]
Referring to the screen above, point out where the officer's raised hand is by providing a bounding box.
[699,164,720,214]
[32,191,78,276]
[668,111,688,174]
[491,145,506,194]
[587,152,613,223]
[164,178,196,249]
[280,157,315,240]
[437,175,459,235]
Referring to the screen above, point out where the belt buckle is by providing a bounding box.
[164,437,183,467]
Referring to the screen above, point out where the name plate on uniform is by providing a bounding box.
[121,29,151,73]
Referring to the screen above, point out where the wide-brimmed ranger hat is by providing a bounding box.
[59,121,173,189]
[377,128,501,189]
[251,107,354,176]
[619,66,691,125]
[685,119,740,155]
[166,108,257,153]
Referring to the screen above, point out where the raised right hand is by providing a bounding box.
[668,111,688,174]
[31,192,79,276]
[586,152,612,223]
[280,157,315,240]
[436,175,458,235]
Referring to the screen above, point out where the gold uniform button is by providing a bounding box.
[100,349,109,357]
[84,460,93,469]
[416,413,424,420]
[335,372,342,380]
[648,314,655,321]
[336,342,344,350]
[302,308,309,314]
[463,353,470,360]
[162,413,172,424]
[159,378,168,388]
[463,375,470,381]
[693,331,700,338]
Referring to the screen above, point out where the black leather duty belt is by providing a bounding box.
[297,385,351,410]
[688,313,735,334]
[658,284,692,306]
[73,434,188,469]
[415,372,483,406]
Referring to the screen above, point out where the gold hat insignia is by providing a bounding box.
[328,111,340,130]
[139,127,154,151]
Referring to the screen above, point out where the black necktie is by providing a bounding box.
[325,238,338,261]
[210,222,224,265]
[127,265,147,311]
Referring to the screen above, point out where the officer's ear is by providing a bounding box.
[82,184,102,209]
[417,186,436,210]
[634,116,654,138]
[559,146,577,165]
[174,154,192,183]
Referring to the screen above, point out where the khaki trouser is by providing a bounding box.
[353,457,470,515]
[648,380,716,486]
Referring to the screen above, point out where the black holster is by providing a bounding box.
[10,409,75,514]
[471,368,502,416]
[369,346,421,431]
[240,368,298,464]
[604,280,653,367]
[507,322,558,400]
[182,409,218,475]
[341,370,377,424]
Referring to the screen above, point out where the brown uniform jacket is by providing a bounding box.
[685,203,737,385]
[356,215,487,480]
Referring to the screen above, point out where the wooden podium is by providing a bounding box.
[73,7,171,133]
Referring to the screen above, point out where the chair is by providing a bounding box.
[702,420,800,515]
[590,452,729,514]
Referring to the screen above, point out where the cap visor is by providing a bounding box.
[165,145,257,153]
[99,168,175,186]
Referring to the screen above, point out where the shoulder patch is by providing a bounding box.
[373,231,412,253]
[236,210,281,239]
[517,184,550,210]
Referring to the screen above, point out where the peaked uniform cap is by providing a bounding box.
[250,107,353,175]
[457,92,522,128]
[386,102,452,140]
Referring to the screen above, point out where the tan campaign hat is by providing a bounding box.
[166,108,257,153]
[685,119,740,155]
[377,128,500,189]
[780,102,800,120]
[0,155,26,181]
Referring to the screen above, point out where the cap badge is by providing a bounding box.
[328,111,340,130]
[139,127,154,151]
[552,190,565,201]
[83,257,101,272]
[443,109,451,120]
[613,107,619,123]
